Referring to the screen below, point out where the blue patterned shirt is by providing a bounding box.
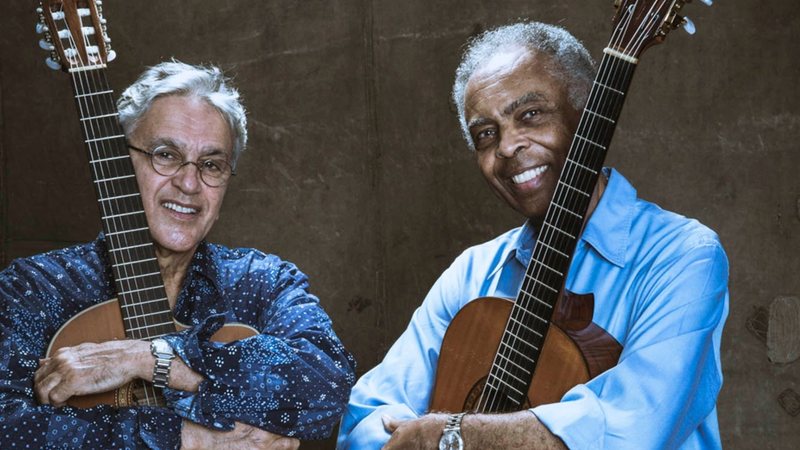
[339,169,728,449]
[0,236,356,449]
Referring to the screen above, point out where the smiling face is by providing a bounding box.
[464,46,581,223]
[128,95,233,261]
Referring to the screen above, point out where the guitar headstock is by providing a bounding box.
[36,0,115,71]
[610,0,713,60]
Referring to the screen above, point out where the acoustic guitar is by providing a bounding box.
[35,0,257,409]
[430,0,709,413]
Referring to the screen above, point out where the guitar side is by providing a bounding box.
[46,298,258,409]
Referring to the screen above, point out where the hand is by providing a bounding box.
[35,340,151,406]
[181,421,299,450]
[383,411,566,450]
[382,414,448,450]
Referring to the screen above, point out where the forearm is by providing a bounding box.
[462,411,565,450]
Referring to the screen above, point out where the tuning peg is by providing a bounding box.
[35,22,49,34]
[698,0,713,5]
[681,16,696,35]
[38,38,55,51]
[45,57,61,70]
[107,50,117,62]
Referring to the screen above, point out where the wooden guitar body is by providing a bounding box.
[430,293,621,412]
[46,298,258,409]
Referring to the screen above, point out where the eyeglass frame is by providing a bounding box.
[127,143,237,188]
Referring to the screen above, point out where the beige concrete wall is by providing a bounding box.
[1,1,797,448]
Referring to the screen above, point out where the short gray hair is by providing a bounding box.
[452,22,596,149]
[117,60,248,165]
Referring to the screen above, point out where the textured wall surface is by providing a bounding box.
[1,1,798,448]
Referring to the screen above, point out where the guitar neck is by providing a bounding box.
[70,68,173,340]
[480,53,637,412]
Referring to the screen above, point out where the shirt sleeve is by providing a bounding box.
[0,257,183,450]
[532,241,729,449]
[161,259,356,440]
[337,254,470,449]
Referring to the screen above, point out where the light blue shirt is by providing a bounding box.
[338,169,729,449]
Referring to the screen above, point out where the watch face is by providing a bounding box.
[152,339,172,356]
[438,431,463,450]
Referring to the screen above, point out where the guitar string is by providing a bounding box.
[88,66,164,406]
[64,12,159,406]
[478,0,662,412]
[60,10,147,408]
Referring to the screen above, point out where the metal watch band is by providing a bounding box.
[150,338,175,389]
[439,412,467,450]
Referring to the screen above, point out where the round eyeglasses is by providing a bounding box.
[128,144,236,188]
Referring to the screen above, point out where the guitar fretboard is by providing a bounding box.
[478,53,637,412]
[70,68,174,341]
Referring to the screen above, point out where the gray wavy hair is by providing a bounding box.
[452,22,596,149]
[117,60,248,165]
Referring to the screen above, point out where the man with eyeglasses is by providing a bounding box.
[0,61,355,449]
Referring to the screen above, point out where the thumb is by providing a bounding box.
[382,414,401,433]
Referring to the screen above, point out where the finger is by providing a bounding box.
[274,437,300,450]
[382,414,401,433]
[35,372,61,405]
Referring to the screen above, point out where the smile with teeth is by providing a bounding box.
[511,165,548,184]
[162,202,198,214]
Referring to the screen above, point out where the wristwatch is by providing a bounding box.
[439,412,467,450]
[150,338,175,389]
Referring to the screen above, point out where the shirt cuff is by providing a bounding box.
[531,384,606,450]
[137,406,183,450]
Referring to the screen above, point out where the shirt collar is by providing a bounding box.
[188,240,224,291]
[508,167,636,270]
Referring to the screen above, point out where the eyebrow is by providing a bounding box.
[503,91,546,116]
[151,138,229,158]
[467,91,547,130]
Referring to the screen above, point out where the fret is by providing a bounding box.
[584,108,616,124]
[498,341,536,364]
[123,310,172,321]
[80,112,120,122]
[575,134,607,151]
[523,275,559,296]
[551,202,583,219]
[537,239,570,259]
[85,134,126,143]
[532,259,564,277]
[99,193,140,203]
[485,376,526,398]
[75,89,114,98]
[495,349,532,373]
[101,209,144,220]
[110,242,152,253]
[90,155,130,164]
[565,158,598,175]
[94,174,136,184]
[593,80,625,96]
[491,362,528,385]
[126,321,174,333]
[509,315,543,337]
[114,257,157,267]
[118,285,162,295]
[557,180,591,199]
[106,226,149,237]
[542,222,576,240]
[503,332,539,351]
[116,271,162,282]
[120,297,169,308]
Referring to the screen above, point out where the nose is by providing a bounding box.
[496,129,527,159]
[171,162,203,194]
